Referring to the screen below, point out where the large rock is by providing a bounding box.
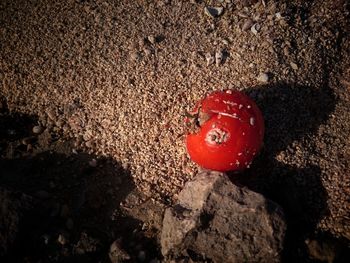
[161,171,287,262]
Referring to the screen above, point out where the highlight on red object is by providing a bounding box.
[186,90,264,172]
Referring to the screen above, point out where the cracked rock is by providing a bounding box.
[160,171,286,262]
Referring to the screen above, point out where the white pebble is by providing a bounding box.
[290,62,298,70]
[215,50,223,66]
[32,125,43,134]
[147,35,156,44]
[205,53,214,66]
[257,72,269,83]
[251,23,259,35]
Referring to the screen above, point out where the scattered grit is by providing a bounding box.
[0,0,349,240]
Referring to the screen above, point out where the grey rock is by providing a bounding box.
[161,171,286,262]
[204,7,224,18]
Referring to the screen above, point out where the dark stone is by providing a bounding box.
[161,171,286,262]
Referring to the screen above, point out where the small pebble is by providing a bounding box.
[242,19,254,31]
[32,125,43,134]
[257,72,269,83]
[205,53,215,66]
[57,234,67,245]
[222,39,229,45]
[147,35,156,44]
[251,23,259,35]
[204,6,224,18]
[215,50,223,66]
[275,12,282,19]
[290,62,298,70]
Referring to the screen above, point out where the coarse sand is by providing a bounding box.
[1,0,349,241]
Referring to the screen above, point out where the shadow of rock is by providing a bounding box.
[228,82,337,262]
[0,110,159,262]
[247,82,336,157]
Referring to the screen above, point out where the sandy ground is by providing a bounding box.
[1,0,350,256]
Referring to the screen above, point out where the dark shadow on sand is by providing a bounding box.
[0,109,159,262]
[229,82,337,262]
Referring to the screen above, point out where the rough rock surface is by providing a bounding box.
[161,171,286,262]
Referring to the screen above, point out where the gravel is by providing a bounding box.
[0,0,349,242]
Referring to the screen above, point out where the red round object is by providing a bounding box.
[186,90,264,172]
